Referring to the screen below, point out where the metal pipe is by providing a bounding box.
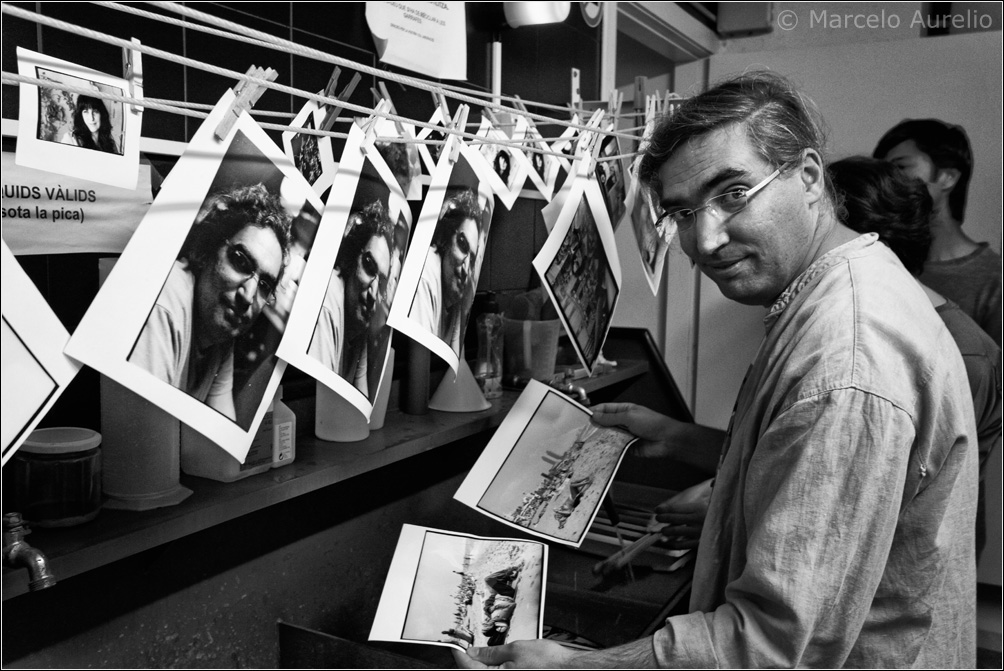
[3,513,56,592]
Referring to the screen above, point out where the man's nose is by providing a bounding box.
[235,277,257,308]
[691,209,729,257]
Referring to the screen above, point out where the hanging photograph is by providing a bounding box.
[278,120,411,419]
[455,380,637,547]
[282,96,337,198]
[533,155,621,375]
[16,47,143,190]
[521,117,558,202]
[1,241,83,466]
[387,134,494,373]
[624,154,674,296]
[369,99,424,201]
[65,90,323,462]
[416,107,449,176]
[370,525,546,652]
[594,130,627,230]
[473,115,530,211]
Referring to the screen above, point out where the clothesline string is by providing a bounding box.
[3,71,640,163]
[2,3,649,158]
[92,0,647,144]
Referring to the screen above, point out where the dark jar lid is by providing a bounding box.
[21,427,101,456]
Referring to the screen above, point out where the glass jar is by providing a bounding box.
[13,427,102,527]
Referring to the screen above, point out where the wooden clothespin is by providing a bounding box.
[122,38,143,114]
[216,65,277,140]
[320,69,360,132]
[448,104,469,164]
[436,91,453,128]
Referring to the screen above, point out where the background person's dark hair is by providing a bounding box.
[829,156,933,276]
[873,118,973,223]
[639,70,835,203]
[334,199,394,277]
[432,187,482,256]
[72,94,118,153]
[182,183,292,280]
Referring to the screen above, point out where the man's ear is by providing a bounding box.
[800,149,825,206]
[935,167,961,194]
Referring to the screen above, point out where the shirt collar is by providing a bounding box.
[764,233,879,328]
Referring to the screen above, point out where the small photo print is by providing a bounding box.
[35,66,124,155]
[370,525,547,652]
[455,380,637,546]
[282,96,337,197]
[594,133,626,229]
[474,116,529,210]
[16,47,142,189]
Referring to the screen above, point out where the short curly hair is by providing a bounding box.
[334,199,394,277]
[828,156,933,276]
[432,187,482,256]
[182,183,292,280]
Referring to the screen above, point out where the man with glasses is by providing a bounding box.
[131,183,290,421]
[309,200,393,397]
[458,71,977,668]
[411,187,484,353]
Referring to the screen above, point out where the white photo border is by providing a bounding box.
[64,90,324,462]
[15,47,143,190]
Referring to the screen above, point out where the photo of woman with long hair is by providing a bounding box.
[59,93,120,154]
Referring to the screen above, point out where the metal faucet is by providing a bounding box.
[4,512,56,591]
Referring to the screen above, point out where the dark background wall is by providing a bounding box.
[0,1,601,429]
[2,3,600,666]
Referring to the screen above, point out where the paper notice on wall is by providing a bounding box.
[365,2,467,80]
[1,152,153,254]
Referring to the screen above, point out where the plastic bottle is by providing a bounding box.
[180,400,274,482]
[271,385,296,468]
[474,292,504,399]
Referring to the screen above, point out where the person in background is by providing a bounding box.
[457,71,977,668]
[830,155,1002,561]
[60,93,119,153]
[874,119,1002,345]
[131,183,290,420]
[308,200,393,398]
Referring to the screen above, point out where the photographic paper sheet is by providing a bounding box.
[594,129,627,231]
[279,120,412,419]
[370,524,546,651]
[622,154,674,296]
[454,380,637,547]
[369,99,424,201]
[365,2,467,80]
[521,118,558,202]
[533,157,621,375]
[1,151,153,255]
[282,96,337,198]
[65,90,324,462]
[474,116,530,211]
[387,135,495,373]
[16,47,143,190]
[415,107,448,176]
[1,240,83,466]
